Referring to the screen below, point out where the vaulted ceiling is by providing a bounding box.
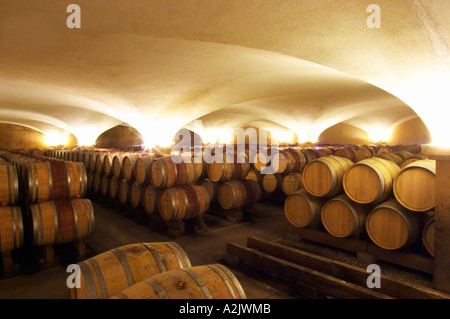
[1,0,449,147]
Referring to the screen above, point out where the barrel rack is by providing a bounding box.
[225,236,450,299]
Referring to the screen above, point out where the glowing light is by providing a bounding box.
[45,131,69,146]
[365,125,391,143]
[395,70,450,147]
[72,126,102,146]
[270,128,295,144]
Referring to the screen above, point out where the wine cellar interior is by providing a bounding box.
[1,0,450,301]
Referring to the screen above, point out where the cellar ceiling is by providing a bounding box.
[0,0,449,147]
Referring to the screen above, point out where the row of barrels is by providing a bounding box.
[88,168,262,221]
[0,151,95,254]
[70,241,246,299]
[249,144,422,176]
[298,154,435,212]
[0,151,87,204]
[0,158,22,257]
[284,191,435,255]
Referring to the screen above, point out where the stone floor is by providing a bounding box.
[0,197,295,299]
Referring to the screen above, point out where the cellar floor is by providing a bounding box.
[0,197,295,299]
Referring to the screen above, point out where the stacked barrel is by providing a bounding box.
[248,147,327,198]
[149,155,211,222]
[0,158,23,273]
[283,144,436,256]
[206,151,261,211]
[0,151,94,252]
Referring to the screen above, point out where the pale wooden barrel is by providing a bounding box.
[302,155,354,198]
[365,200,422,250]
[133,154,155,185]
[400,153,428,169]
[93,172,102,194]
[129,181,143,209]
[122,153,143,182]
[109,176,119,200]
[261,173,283,193]
[102,153,116,176]
[343,157,401,204]
[245,169,262,184]
[118,179,130,205]
[217,179,261,210]
[374,152,403,166]
[321,194,367,238]
[29,198,95,246]
[281,172,303,196]
[393,159,435,212]
[354,146,374,162]
[0,163,19,206]
[334,147,358,162]
[70,242,192,299]
[158,185,210,221]
[150,156,178,189]
[200,178,219,204]
[300,148,320,164]
[112,152,129,180]
[100,174,110,197]
[284,189,323,228]
[142,185,160,215]
[422,216,435,257]
[110,264,246,299]
[207,153,250,182]
[273,149,307,174]
[0,206,24,253]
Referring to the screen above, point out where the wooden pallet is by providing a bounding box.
[286,226,434,274]
[225,236,450,299]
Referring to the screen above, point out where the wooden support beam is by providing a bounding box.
[422,145,450,293]
[432,157,450,293]
[226,241,391,299]
[246,236,450,299]
[288,227,433,274]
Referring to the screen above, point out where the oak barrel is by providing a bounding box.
[207,153,250,182]
[393,159,435,212]
[422,216,435,257]
[150,156,178,188]
[343,157,400,204]
[142,185,160,215]
[118,179,130,205]
[158,185,210,221]
[110,264,246,299]
[24,160,87,204]
[281,172,303,196]
[321,194,367,238]
[200,178,219,204]
[133,154,155,185]
[0,163,19,206]
[217,179,261,210]
[284,189,324,228]
[122,153,143,182]
[334,147,358,162]
[365,200,421,250]
[0,206,24,253]
[245,169,262,184]
[29,198,95,246]
[302,155,354,198]
[70,242,192,299]
[129,182,143,209]
[261,173,283,194]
